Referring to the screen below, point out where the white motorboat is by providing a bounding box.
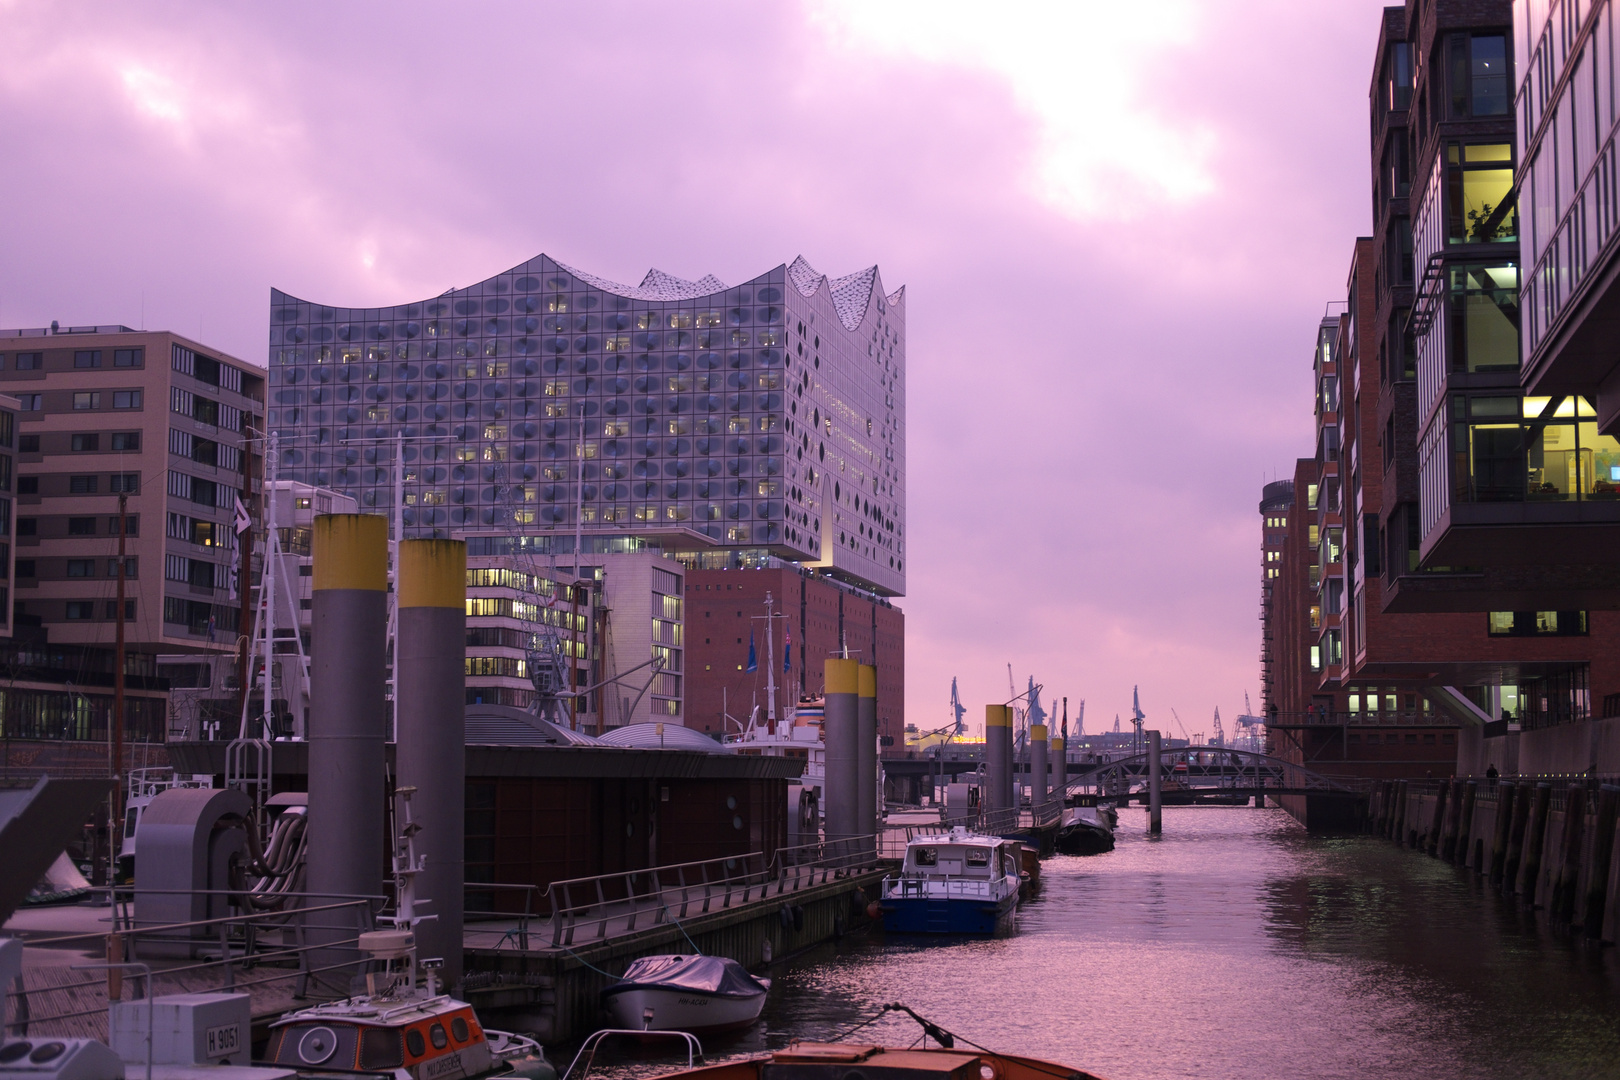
[601,955,771,1033]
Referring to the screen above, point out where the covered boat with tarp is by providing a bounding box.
[601,955,770,1032]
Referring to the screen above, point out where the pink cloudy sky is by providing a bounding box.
[0,1,1393,738]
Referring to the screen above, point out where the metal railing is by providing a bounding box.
[7,893,383,1035]
[536,837,881,949]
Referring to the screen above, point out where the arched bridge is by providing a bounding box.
[1065,748,1365,800]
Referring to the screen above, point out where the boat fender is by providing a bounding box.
[865,901,882,920]
[779,904,793,930]
[791,904,805,931]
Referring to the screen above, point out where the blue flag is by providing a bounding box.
[784,626,791,673]
[746,630,757,673]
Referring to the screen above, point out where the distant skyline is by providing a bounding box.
[0,1,1393,735]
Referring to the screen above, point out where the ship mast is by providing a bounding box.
[764,592,777,732]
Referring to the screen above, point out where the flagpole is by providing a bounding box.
[764,592,776,734]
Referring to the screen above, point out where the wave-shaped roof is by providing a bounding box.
[274,253,903,334]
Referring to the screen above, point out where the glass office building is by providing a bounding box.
[267,253,905,596]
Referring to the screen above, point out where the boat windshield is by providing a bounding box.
[965,848,990,867]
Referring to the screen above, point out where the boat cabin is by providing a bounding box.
[900,831,1018,882]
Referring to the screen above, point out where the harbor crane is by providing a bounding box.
[1211,707,1225,748]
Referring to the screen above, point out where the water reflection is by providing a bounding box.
[742,807,1620,1080]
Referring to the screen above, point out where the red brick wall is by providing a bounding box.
[684,568,905,745]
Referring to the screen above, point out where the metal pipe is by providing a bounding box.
[823,659,860,843]
[395,539,466,988]
[307,514,389,973]
[1148,730,1162,835]
[857,664,877,853]
[985,705,1012,812]
[1051,732,1066,810]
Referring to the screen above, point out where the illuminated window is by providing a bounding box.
[667,312,692,329]
[484,425,507,441]
[636,312,659,330]
[759,415,779,431]
[545,403,570,417]
[666,418,690,436]
[697,312,723,328]
[576,442,597,459]
[757,372,782,390]
[547,296,568,313]
[665,505,690,521]
[757,481,780,497]
[482,444,507,461]
[667,374,691,392]
[728,416,750,433]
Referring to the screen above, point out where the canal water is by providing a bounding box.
[694,806,1620,1080]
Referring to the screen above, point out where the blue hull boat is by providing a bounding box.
[879,826,1022,937]
[881,891,1018,935]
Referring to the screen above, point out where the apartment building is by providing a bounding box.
[0,325,262,746]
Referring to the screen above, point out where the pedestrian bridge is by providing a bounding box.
[1064,748,1366,800]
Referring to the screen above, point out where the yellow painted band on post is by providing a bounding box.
[399,539,466,609]
[985,705,1011,728]
[1050,737,1064,751]
[858,664,876,698]
[313,514,388,592]
[826,658,860,694]
[1031,724,1048,740]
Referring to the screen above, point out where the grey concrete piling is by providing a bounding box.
[307,514,390,974]
[394,538,467,986]
[1030,719,1049,815]
[824,659,860,842]
[1148,730,1162,835]
[985,705,1013,812]
[857,664,878,852]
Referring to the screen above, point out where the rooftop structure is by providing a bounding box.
[266,253,906,597]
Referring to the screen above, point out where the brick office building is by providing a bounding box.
[682,564,902,746]
[1266,0,1620,810]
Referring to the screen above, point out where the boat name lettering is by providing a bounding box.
[423,1051,465,1079]
[206,1023,240,1057]
[676,997,710,1006]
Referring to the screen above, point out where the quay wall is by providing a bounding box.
[463,867,886,1043]
[1367,778,1620,941]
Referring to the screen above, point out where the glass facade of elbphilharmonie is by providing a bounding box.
[267,253,905,595]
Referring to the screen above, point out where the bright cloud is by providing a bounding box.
[810,0,1215,219]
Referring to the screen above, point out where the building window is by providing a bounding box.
[16,395,41,412]
[15,560,34,577]
[68,475,98,494]
[1446,143,1515,244]
[18,435,38,452]
[110,473,139,494]
[109,514,138,536]
[1448,33,1509,118]
[64,601,94,620]
[65,559,94,577]
[113,348,143,368]
[16,518,35,535]
[14,353,41,370]
[70,433,99,452]
[111,431,140,451]
[72,392,100,410]
[105,599,136,619]
[1448,263,1519,372]
[113,390,142,409]
[107,557,137,578]
[1487,611,1589,636]
[67,517,96,535]
[73,350,101,368]
[1456,395,1620,502]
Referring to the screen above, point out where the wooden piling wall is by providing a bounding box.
[1376,781,1620,941]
